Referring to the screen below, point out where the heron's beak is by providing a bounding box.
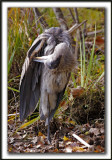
[33,56,50,63]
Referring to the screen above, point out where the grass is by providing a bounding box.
[80,26,96,89]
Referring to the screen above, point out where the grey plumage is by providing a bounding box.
[20,27,75,143]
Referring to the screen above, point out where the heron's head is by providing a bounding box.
[45,27,63,36]
[34,42,74,70]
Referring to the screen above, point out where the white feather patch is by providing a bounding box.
[19,56,29,87]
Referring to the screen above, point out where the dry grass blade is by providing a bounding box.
[15,116,40,133]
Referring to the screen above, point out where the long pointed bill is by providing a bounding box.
[33,55,51,63]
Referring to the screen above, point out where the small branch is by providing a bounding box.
[83,21,87,37]
[53,8,68,30]
[74,8,83,60]
[33,8,39,28]
[67,20,87,34]
[68,8,76,23]
[33,8,48,30]
[8,113,19,117]
[67,20,87,59]
[86,29,104,36]
[72,133,90,148]
[85,41,104,54]
[74,8,79,23]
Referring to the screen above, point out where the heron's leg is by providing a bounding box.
[47,108,51,144]
[47,95,51,144]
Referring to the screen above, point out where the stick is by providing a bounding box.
[33,8,48,30]
[67,20,87,34]
[72,133,90,148]
[68,8,76,23]
[53,8,68,30]
[8,113,19,117]
[86,29,104,36]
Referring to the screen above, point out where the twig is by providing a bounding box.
[8,113,19,117]
[85,41,104,54]
[74,8,79,23]
[33,8,39,28]
[86,29,104,36]
[67,22,103,37]
[72,133,90,148]
[74,8,83,60]
[67,20,87,58]
[83,21,87,37]
[33,8,48,30]
[68,8,76,23]
[53,8,68,30]
[67,20,87,34]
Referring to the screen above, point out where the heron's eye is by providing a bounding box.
[47,55,62,69]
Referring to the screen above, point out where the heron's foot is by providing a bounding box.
[47,129,51,144]
[47,123,51,144]
[47,137,51,144]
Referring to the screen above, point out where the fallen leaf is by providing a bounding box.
[53,148,58,152]
[100,128,104,134]
[38,131,46,139]
[96,36,104,45]
[65,147,72,152]
[71,86,85,98]
[89,128,100,136]
[73,146,86,152]
[63,136,70,141]
[9,137,14,144]
[60,100,66,106]
[69,120,76,125]
[32,137,38,144]
[23,133,27,139]
[66,141,72,145]
[36,144,41,149]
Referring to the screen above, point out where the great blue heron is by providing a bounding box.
[20,27,76,143]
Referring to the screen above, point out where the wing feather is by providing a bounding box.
[20,39,46,121]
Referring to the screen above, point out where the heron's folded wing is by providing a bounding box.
[20,39,46,122]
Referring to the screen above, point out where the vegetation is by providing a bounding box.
[8,8,104,153]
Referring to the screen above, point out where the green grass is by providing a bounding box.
[79,25,104,90]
